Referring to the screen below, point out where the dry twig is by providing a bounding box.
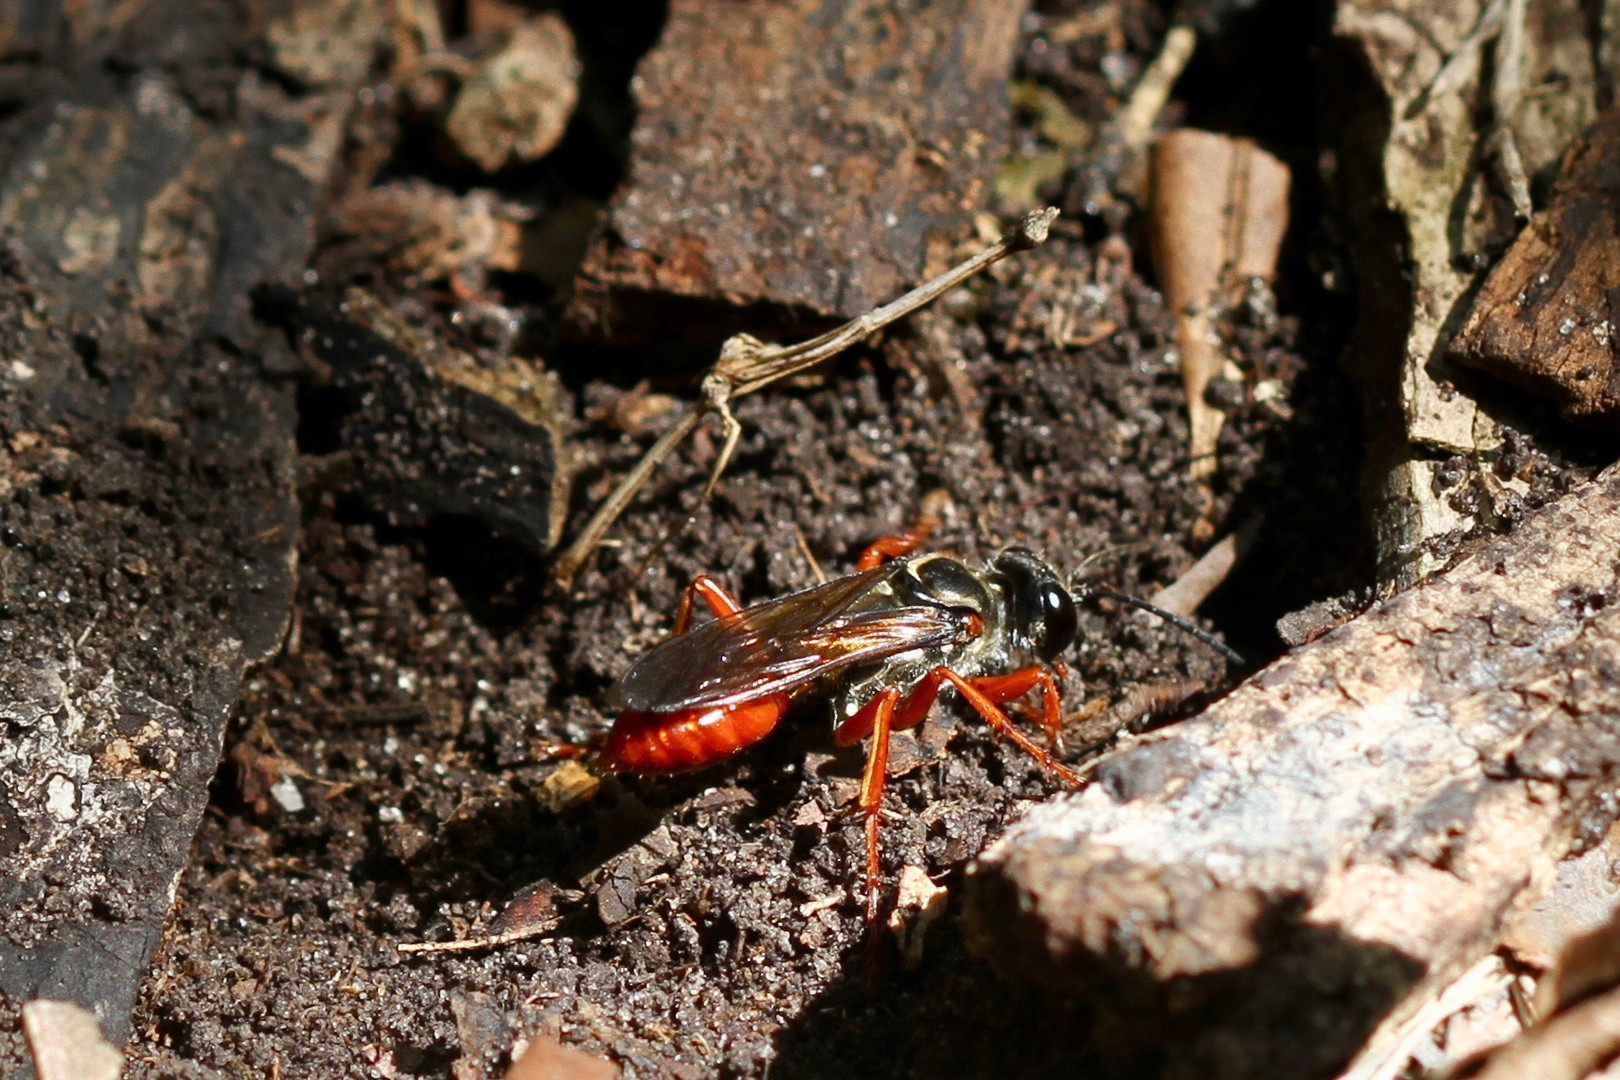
[551,208,1059,586]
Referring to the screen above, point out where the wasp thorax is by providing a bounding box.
[991,548,1078,660]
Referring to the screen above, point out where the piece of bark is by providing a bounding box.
[1336,954,1521,1080]
[266,288,570,554]
[1450,106,1620,428]
[452,991,513,1080]
[1330,0,1598,585]
[1471,980,1620,1080]
[1510,827,1620,1006]
[1148,131,1289,479]
[0,0,358,1045]
[964,463,1620,1079]
[1519,883,1620,1025]
[565,0,1028,346]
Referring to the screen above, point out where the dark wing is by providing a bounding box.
[610,564,961,712]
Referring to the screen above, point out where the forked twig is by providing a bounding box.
[551,207,1061,587]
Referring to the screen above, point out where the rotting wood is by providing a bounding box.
[1330,0,1599,586]
[0,0,361,1043]
[1451,105,1620,430]
[564,0,1031,346]
[263,288,570,555]
[964,463,1620,1080]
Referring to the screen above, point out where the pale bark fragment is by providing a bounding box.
[1332,0,1598,585]
[965,464,1620,1079]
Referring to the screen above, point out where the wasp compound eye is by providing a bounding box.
[1038,581,1077,660]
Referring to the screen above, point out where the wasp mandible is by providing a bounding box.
[597,533,1241,919]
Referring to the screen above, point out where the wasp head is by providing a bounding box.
[990,548,1078,661]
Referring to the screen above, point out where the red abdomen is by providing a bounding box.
[599,693,790,774]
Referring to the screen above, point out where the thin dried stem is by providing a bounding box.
[551,208,1059,587]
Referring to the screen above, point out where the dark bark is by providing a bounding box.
[0,0,360,1041]
[565,0,1030,347]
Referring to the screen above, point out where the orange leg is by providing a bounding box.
[968,667,1064,744]
[832,665,1075,923]
[855,533,926,572]
[930,667,1083,786]
[846,687,901,921]
[883,665,1062,741]
[672,574,743,634]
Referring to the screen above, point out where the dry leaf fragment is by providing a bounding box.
[1148,130,1290,478]
[447,14,580,172]
[1450,105,1620,428]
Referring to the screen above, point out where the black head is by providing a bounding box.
[991,548,1077,660]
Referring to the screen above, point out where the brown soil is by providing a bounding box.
[119,3,1382,1078]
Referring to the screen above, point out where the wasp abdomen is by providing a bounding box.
[600,693,791,773]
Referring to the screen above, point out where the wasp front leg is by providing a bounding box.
[963,666,1065,746]
[933,668,1083,786]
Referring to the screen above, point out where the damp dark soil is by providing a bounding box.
[91,2,1382,1078]
[129,276,1362,1080]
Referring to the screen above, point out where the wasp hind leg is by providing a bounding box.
[671,574,743,634]
[854,533,926,572]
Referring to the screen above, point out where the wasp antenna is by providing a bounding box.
[1078,587,1247,668]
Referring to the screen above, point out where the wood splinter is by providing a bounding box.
[549,207,1060,588]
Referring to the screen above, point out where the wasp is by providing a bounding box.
[597,534,1240,919]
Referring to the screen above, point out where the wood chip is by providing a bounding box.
[540,760,600,813]
[1451,105,1620,428]
[22,999,125,1080]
